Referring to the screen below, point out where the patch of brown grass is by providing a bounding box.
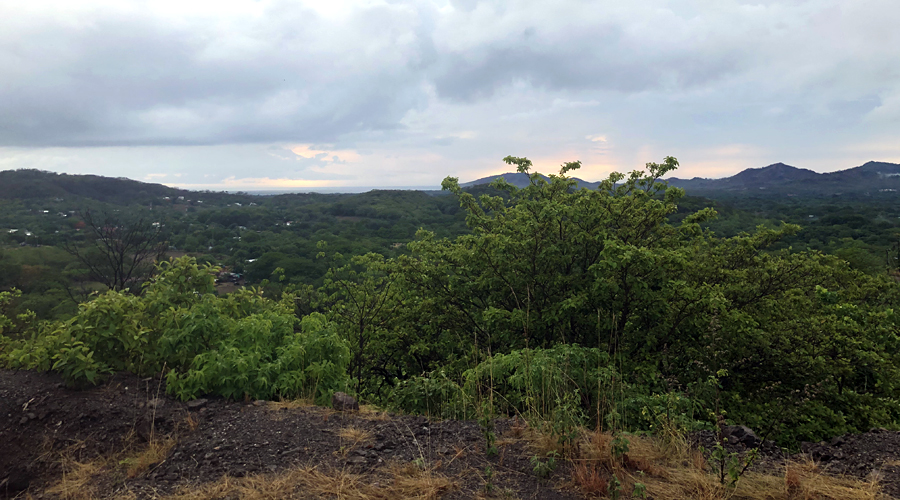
[636,456,882,500]
[563,427,882,500]
[44,455,107,500]
[337,426,374,455]
[124,436,177,478]
[785,463,802,498]
[268,398,316,411]
[386,462,457,499]
[505,416,528,439]
[358,404,390,420]
[772,460,881,500]
[579,428,612,463]
[572,461,609,497]
[522,424,572,457]
[182,412,200,432]
[41,432,177,498]
[266,398,324,421]
[161,463,457,500]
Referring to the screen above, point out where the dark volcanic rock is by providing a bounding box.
[722,425,760,447]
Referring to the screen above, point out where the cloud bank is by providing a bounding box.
[1,0,899,187]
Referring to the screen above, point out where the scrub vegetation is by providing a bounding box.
[3,157,900,498]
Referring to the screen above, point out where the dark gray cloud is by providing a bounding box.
[0,2,433,146]
[1,0,899,186]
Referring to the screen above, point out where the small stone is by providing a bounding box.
[722,425,759,447]
[346,456,367,465]
[186,399,208,410]
[332,392,359,412]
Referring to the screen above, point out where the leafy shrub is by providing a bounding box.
[390,369,469,419]
[1,257,351,402]
[462,344,613,423]
[165,311,349,404]
[391,345,618,437]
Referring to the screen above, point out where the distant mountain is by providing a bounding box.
[667,161,900,196]
[0,169,188,204]
[463,161,900,198]
[666,163,820,191]
[461,172,600,190]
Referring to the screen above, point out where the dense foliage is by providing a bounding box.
[332,157,900,444]
[1,257,350,404]
[3,158,900,446]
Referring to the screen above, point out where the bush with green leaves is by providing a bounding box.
[381,156,900,444]
[0,288,37,339]
[390,369,470,419]
[1,256,350,403]
[461,344,608,424]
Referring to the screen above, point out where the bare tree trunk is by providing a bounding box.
[62,210,167,294]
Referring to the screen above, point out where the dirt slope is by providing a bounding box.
[2,369,900,499]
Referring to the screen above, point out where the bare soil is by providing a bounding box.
[2,369,900,499]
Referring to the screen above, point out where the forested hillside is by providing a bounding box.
[3,156,900,451]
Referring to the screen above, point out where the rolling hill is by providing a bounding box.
[462,161,900,197]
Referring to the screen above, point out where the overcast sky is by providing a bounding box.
[1,0,899,190]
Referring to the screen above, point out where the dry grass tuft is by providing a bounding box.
[358,404,390,420]
[41,432,177,499]
[124,436,177,478]
[770,460,881,500]
[267,398,326,421]
[386,462,456,499]
[268,398,317,411]
[45,455,107,500]
[563,427,883,500]
[522,424,574,457]
[337,426,375,455]
[182,412,200,432]
[636,456,883,500]
[785,463,802,498]
[505,416,528,439]
[579,428,612,462]
[572,461,609,497]
[160,463,456,500]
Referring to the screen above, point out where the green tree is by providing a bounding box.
[385,156,900,443]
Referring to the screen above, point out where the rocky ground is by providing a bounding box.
[2,369,900,499]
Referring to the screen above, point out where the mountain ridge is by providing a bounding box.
[462,161,900,196]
